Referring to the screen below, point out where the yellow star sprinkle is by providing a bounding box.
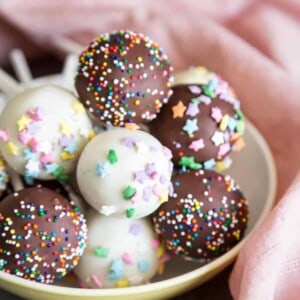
[72,101,85,113]
[159,187,169,203]
[6,142,18,156]
[60,123,72,136]
[115,278,129,288]
[60,151,75,160]
[17,114,32,131]
[172,101,186,118]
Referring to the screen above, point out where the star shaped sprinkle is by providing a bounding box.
[60,151,74,160]
[25,160,40,177]
[107,259,124,280]
[17,114,32,131]
[188,85,202,94]
[72,101,85,113]
[99,205,116,216]
[121,252,134,264]
[172,101,186,118]
[211,107,223,123]
[107,149,118,164]
[211,131,225,146]
[218,143,231,157]
[0,130,8,142]
[138,260,149,273]
[130,223,142,236]
[199,95,211,105]
[134,170,148,183]
[18,130,31,145]
[45,163,59,174]
[29,138,39,153]
[203,159,216,170]
[51,166,69,181]
[178,156,202,170]
[65,142,78,154]
[182,119,198,135]
[40,153,55,165]
[26,122,40,135]
[59,135,75,148]
[6,142,18,155]
[96,162,110,179]
[186,103,199,117]
[94,247,109,257]
[123,186,137,200]
[188,139,204,151]
[60,123,72,136]
[27,107,44,121]
[126,208,136,218]
[122,137,136,148]
[23,148,37,161]
[145,162,157,178]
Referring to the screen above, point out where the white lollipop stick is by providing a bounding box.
[7,167,24,192]
[61,54,78,90]
[9,49,32,86]
[0,68,23,97]
[51,36,83,55]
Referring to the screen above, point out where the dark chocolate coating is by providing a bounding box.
[75,30,173,126]
[149,84,244,169]
[0,187,87,283]
[152,170,248,260]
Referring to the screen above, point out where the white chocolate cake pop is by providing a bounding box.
[76,128,173,218]
[75,210,162,288]
[0,85,94,181]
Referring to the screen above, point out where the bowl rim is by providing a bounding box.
[0,119,277,297]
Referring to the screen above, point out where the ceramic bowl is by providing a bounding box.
[0,114,277,299]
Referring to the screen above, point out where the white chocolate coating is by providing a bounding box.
[77,128,173,218]
[0,85,94,180]
[75,210,161,288]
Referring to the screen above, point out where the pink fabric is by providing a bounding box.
[0,1,299,299]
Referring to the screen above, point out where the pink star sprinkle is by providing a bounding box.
[0,130,8,142]
[188,139,205,152]
[211,107,223,122]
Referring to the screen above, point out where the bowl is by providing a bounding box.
[0,65,277,299]
[0,115,277,299]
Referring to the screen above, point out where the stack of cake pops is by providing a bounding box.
[0,30,248,289]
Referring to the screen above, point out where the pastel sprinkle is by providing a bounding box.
[126,208,136,218]
[94,247,109,257]
[123,186,137,200]
[182,119,198,135]
[107,149,118,164]
[6,142,18,155]
[172,101,186,118]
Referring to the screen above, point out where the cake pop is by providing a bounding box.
[0,186,87,283]
[75,210,162,288]
[0,85,94,181]
[75,30,174,127]
[153,169,249,260]
[149,66,245,171]
[76,128,173,218]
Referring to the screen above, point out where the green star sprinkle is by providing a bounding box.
[178,156,202,170]
[107,149,118,164]
[123,186,137,200]
[126,208,136,218]
[94,247,109,257]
